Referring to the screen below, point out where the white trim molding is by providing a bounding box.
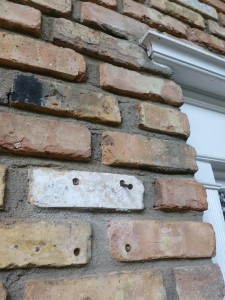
[139,31,225,101]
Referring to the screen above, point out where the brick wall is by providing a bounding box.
[0,0,225,299]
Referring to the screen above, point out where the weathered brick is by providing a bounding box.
[15,0,71,16]
[137,102,190,137]
[0,165,7,210]
[25,269,167,300]
[108,220,216,261]
[149,0,205,29]
[187,28,225,54]
[0,283,7,300]
[80,2,149,39]
[154,178,208,211]
[0,220,91,269]
[0,32,86,81]
[0,111,91,161]
[173,264,225,300]
[172,0,218,20]
[123,0,187,37]
[10,74,121,126]
[199,0,225,14]
[52,18,169,75]
[0,1,41,35]
[219,12,225,27]
[81,0,117,9]
[100,64,183,106]
[28,168,144,210]
[208,20,225,40]
[102,131,197,173]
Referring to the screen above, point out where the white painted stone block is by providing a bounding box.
[28,168,144,210]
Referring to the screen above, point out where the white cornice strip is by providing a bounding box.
[139,31,225,101]
[183,89,225,114]
[197,154,225,164]
[198,182,222,190]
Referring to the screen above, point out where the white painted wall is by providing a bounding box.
[182,104,225,160]
[182,103,225,289]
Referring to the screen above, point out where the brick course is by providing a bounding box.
[219,12,225,26]
[149,0,205,28]
[187,28,225,54]
[11,74,121,126]
[80,2,149,39]
[0,220,91,269]
[199,0,225,14]
[208,20,225,40]
[172,0,218,19]
[123,0,188,38]
[154,178,208,211]
[100,63,183,106]
[25,270,167,299]
[0,32,86,81]
[173,264,225,299]
[102,131,197,172]
[108,220,216,261]
[52,18,167,74]
[0,1,41,35]
[0,111,91,161]
[82,0,117,9]
[137,102,190,137]
[15,0,72,16]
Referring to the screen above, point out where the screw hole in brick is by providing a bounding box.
[74,248,80,256]
[125,244,131,252]
[72,178,79,185]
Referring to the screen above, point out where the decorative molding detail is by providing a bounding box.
[139,31,225,101]
[198,181,222,190]
[183,89,225,114]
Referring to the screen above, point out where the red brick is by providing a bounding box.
[102,131,197,173]
[52,18,168,75]
[0,220,91,269]
[137,102,190,137]
[25,270,167,300]
[100,64,183,106]
[149,0,205,29]
[0,283,7,300]
[0,111,91,161]
[187,28,225,54]
[123,0,188,38]
[108,220,216,261]
[0,1,41,36]
[15,0,71,16]
[173,264,225,300]
[199,0,225,14]
[208,20,225,40]
[154,178,208,211]
[81,0,117,9]
[80,2,149,39]
[11,74,121,126]
[219,12,225,27]
[172,0,218,20]
[0,32,86,81]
